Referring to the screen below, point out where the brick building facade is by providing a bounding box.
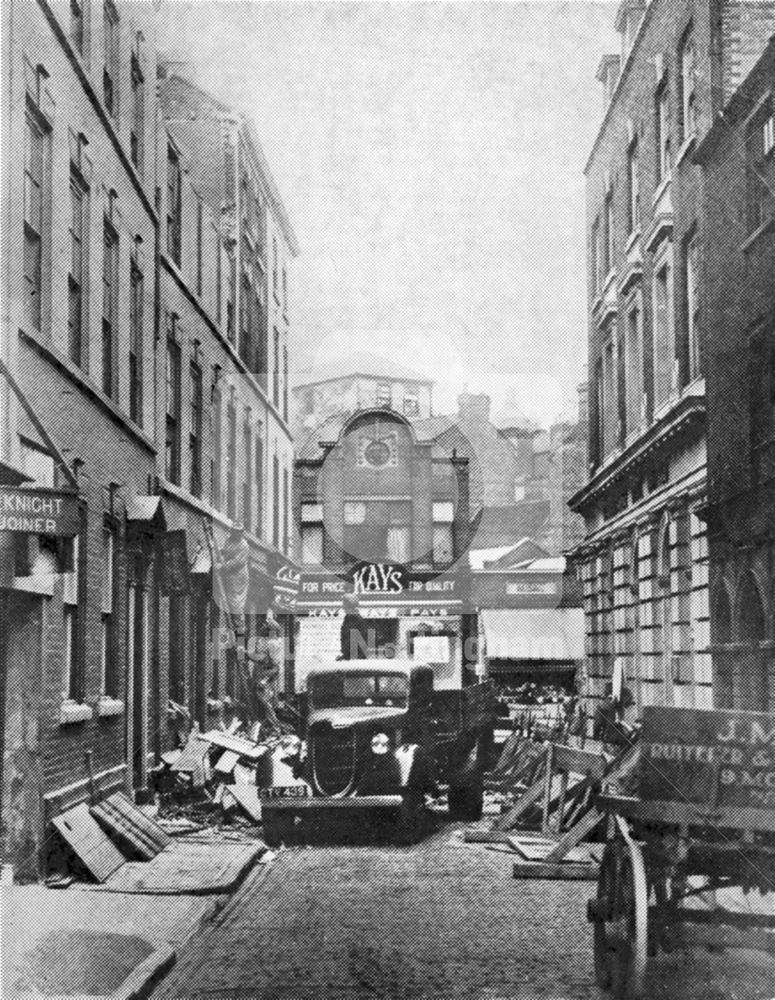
[293,409,477,693]
[696,38,775,712]
[0,1,298,877]
[568,0,774,720]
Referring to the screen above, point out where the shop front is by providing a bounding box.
[294,563,473,694]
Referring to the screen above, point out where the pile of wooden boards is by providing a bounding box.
[468,734,640,881]
[49,790,263,894]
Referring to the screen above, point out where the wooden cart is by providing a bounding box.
[588,706,775,999]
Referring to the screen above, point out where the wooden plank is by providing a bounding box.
[543,806,604,864]
[91,800,158,861]
[97,842,263,895]
[171,731,210,773]
[200,730,265,760]
[540,743,555,832]
[104,793,172,850]
[51,803,126,882]
[492,774,554,831]
[597,795,775,834]
[508,836,591,863]
[214,750,241,775]
[513,860,599,880]
[551,744,607,779]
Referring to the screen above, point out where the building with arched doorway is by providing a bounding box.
[696,38,775,714]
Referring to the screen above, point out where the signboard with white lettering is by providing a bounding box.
[297,565,465,617]
[0,486,79,536]
[640,706,775,811]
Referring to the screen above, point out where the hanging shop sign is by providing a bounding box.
[0,486,79,536]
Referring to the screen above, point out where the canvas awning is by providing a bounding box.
[481,608,584,665]
[126,495,167,530]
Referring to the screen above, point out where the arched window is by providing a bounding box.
[734,573,769,711]
[712,586,733,708]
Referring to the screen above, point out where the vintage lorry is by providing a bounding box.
[259,659,496,845]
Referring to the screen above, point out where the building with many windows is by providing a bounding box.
[569,0,774,722]
[1,0,160,877]
[293,408,477,694]
[0,2,300,878]
[157,65,300,713]
[696,37,775,713]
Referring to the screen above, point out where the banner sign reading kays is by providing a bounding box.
[0,486,80,536]
[297,562,464,617]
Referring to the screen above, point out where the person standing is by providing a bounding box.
[340,593,371,659]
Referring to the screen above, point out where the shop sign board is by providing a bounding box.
[640,706,775,810]
[505,581,557,596]
[297,564,463,617]
[0,486,79,536]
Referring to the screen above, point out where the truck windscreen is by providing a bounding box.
[310,673,409,709]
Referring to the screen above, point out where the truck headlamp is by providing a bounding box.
[371,732,390,755]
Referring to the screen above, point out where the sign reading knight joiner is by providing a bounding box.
[0,486,80,536]
[640,706,775,811]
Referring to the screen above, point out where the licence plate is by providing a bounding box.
[261,786,310,799]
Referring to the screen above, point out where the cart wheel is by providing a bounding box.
[592,836,648,999]
[593,840,621,989]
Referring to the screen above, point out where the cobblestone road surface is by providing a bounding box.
[155,821,775,1000]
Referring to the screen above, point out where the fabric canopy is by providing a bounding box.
[481,608,584,663]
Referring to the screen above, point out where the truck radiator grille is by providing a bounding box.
[311,726,358,796]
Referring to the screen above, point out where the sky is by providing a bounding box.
[162,1,619,427]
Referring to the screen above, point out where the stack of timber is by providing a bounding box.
[467,734,640,881]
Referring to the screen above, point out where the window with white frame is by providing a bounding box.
[301,502,324,565]
[432,501,454,566]
[24,109,47,331]
[102,219,118,399]
[627,138,640,234]
[747,101,775,234]
[69,164,88,366]
[101,522,119,696]
[376,382,392,406]
[652,247,675,409]
[403,387,419,417]
[656,80,672,182]
[129,259,143,425]
[685,233,700,382]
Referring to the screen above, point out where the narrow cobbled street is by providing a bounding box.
[154,821,775,1000]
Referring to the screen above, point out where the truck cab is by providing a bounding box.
[260,659,496,845]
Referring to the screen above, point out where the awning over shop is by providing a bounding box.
[481,608,584,665]
[126,495,167,530]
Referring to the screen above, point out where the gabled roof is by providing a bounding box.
[412,414,456,442]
